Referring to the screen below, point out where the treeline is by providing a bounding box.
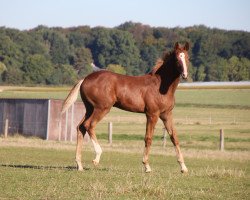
[0,22,249,85]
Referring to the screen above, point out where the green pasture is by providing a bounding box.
[0,86,250,108]
[1,86,249,152]
[176,88,250,108]
[0,143,249,200]
[0,85,249,199]
[95,104,250,151]
[0,85,249,151]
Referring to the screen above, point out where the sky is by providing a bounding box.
[0,0,250,31]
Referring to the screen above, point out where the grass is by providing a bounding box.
[0,85,249,199]
[175,89,250,109]
[0,142,249,200]
[0,86,249,152]
[1,85,250,108]
[0,86,69,100]
[94,105,250,151]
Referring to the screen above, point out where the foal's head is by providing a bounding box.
[150,42,190,79]
[173,42,190,79]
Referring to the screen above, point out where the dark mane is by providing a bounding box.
[149,51,174,75]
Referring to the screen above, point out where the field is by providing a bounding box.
[0,85,250,199]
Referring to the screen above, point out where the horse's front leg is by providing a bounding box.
[142,114,158,173]
[161,111,188,173]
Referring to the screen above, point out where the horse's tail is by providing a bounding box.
[61,79,84,114]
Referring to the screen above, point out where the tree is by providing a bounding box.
[0,62,6,83]
[228,56,250,81]
[195,65,206,81]
[215,58,229,81]
[49,64,78,85]
[228,56,240,81]
[106,64,126,75]
[2,66,24,84]
[49,31,70,64]
[72,47,93,77]
[239,57,250,80]
[67,27,92,47]
[22,54,53,84]
[90,28,141,75]
[1,24,250,85]
[140,45,159,73]
[0,62,7,74]
[0,33,24,69]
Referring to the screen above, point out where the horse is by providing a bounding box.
[61,42,190,173]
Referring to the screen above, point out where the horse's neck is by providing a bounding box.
[169,76,180,94]
[156,60,180,95]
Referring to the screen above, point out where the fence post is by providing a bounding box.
[108,122,112,145]
[65,109,68,141]
[70,104,74,142]
[4,119,9,138]
[162,128,167,148]
[219,129,224,151]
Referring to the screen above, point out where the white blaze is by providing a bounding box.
[179,52,188,78]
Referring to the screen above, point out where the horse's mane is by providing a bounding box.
[149,51,174,75]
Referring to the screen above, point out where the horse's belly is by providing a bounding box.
[114,96,145,113]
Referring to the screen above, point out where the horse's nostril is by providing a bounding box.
[182,73,188,79]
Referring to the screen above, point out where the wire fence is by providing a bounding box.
[98,115,239,125]
[0,115,241,137]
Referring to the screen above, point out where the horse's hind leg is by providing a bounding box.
[84,107,111,166]
[75,102,93,171]
[75,118,86,171]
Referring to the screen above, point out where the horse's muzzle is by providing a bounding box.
[181,73,188,79]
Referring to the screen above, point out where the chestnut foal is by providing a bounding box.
[62,42,189,173]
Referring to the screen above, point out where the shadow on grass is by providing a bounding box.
[0,164,77,170]
[0,164,111,172]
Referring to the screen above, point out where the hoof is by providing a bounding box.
[144,164,152,173]
[181,168,188,173]
[92,160,99,166]
[76,162,83,171]
[179,162,188,173]
[77,166,83,171]
[145,168,152,173]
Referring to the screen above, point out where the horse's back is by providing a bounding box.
[80,70,150,112]
[82,70,151,92]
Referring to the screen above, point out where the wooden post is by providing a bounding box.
[162,128,167,148]
[108,122,112,145]
[46,100,51,140]
[58,119,62,141]
[4,119,9,138]
[70,104,74,142]
[65,109,68,141]
[219,129,224,151]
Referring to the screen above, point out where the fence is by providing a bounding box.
[0,99,85,141]
[0,99,49,139]
[0,99,239,151]
[97,115,238,125]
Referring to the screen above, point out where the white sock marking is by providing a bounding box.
[91,139,102,163]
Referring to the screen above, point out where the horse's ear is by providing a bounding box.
[174,42,179,51]
[184,42,189,51]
